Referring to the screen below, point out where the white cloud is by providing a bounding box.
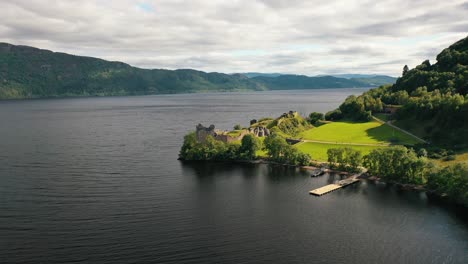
[1,0,467,76]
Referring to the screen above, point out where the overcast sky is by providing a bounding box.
[1,0,467,76]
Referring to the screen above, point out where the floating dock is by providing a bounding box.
[309,184,342,196]
[309,175,361,196]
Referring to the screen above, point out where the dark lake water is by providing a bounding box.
[1,89,467,264]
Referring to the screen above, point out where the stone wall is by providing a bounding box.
[248,126,270,137]
[196,124,216,143]
[196,124,250,143]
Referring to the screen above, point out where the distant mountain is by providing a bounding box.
[349,75,397,87]
[251,74,396,90]
[243,73,396,88]
[251,74,362,89]
[239,72,284,78]
[0,43,266,99]
[0,43,395,99]
[321,74,389,79]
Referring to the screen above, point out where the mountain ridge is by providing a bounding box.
[0,42,394,99]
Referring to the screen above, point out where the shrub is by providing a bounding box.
[325,109,343,121]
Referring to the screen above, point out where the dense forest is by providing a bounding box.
[326,36,468,147]
[0,43,394,99]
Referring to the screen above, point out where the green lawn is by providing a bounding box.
[296,142,386,161]
[227,130,244,137]
[299,121,421,145]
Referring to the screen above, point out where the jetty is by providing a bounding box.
[309,174,361,196]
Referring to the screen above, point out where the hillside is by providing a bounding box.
[0,43,266,99]
[349,75,397,87]
[330,35,468,147]
[240,72,283,78]
[0,43,394,99]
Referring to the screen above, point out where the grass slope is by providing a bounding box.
[299,121,421,145]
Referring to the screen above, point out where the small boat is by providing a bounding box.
[311,168,325,177]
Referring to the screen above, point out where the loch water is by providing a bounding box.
[1,89,467,264]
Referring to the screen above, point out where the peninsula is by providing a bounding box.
[180,36,468,206]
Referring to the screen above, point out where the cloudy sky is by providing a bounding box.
[1,0,467,76]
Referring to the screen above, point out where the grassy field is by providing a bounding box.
[295,142,385,161]
[299,121,421,145]
[431,151,468,166]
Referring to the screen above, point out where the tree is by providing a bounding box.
[264,133,310,165]
[338,95,372,122]
[345,148,362,172]
[325,109,343,121]
[264,134,288,160]
[240,134,260,160]
[417,148,428,158]
[234,124,242,130]
[427,163,468,206]
[327,148,343,169]
[179,132,198,160]
[363,146,428,184]
[402,65,409,76]
[327,147,362,172]
[309,112,324,124]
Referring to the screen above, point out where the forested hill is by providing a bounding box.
[252,75,372,89]
[0,43,393,99]
[332,35,468,147]
[250,74,396,88]
[392,36,468,95]
[0,43,266,99]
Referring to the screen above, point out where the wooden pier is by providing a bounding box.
[309,175,361,196]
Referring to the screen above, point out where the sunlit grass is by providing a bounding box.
[299,121,420,145]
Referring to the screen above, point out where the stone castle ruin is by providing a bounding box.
[249,126,270,137]
[195,123,269,143]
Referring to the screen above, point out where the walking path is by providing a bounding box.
[386,121,428,144]
[372,116,427,144]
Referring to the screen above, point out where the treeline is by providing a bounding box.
[427,163,468,206]
[324,95,375,122]
[327,146,429,185]
[179,133,260,161]
[264,134,311,166]
[179,132,311,166]
[327,148,362,172]
[326,146,468,206]
[363,147,429,185]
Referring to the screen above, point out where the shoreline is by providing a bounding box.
[179,158,466,208]
[179,157,353,175]
[0,87,374,101]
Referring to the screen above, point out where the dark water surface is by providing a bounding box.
[1,89,467,264]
